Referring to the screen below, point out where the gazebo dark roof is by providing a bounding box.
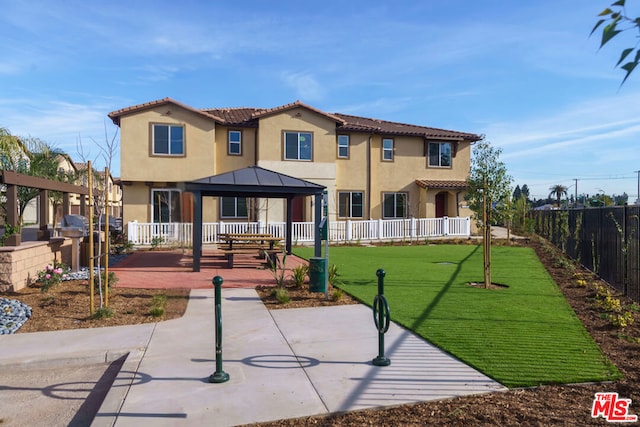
[183,166,325,197]
[179,166,326,272]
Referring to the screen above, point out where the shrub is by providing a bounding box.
[610,311,635,328]
[328,264,342,286]
[330,288,344,302]
[92,307,114,319]
[575,279,588,287]
[151,236,164,250]
[268,250,288,287]
[272,287,290,304]
[36,262,69,293]
[102,271,119,288]
[597,295,622,313]
[111,231,134,254]
[149,294,167,317]
[291,264,308,287]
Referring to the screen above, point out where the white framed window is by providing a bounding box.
[152,189,181,223]
[428,142,452,167]
[382,192,407,218]
[338,191,363,218]
[382,138,394,161]
[337,135,349,158]
[152,124,184,155]
[284,131,313,161]
[221,197,248,218]
[228,130,242,155]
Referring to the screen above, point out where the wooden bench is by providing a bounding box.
[218,233,282,251]
[221,246,283,268]
[217,233,283,267]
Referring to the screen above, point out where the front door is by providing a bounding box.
[292,196,305,222]
[435,192,447,217]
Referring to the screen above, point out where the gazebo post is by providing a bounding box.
[285,196,294,254]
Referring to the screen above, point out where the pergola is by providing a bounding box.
[0,170,89,245]
[179,166,326,272]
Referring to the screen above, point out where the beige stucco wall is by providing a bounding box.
[120,105,216,182]
[336,133,369,218]
[214,127,256,173]
[256,108,338,163]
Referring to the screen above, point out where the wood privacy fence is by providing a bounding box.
[531,206,640,303]
[126,217,471,247]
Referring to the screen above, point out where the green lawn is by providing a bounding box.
[294,244,620,388]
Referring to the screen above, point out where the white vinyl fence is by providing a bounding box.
[127,217,470,246]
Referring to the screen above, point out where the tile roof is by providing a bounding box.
[251,100,346,124]
[415,179,468,190]
[108,97,224,126]
[334,113,479,141]
[201,107,261,127]
[108,98,481,141]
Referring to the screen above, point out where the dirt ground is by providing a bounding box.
[2,237,640,426]
[3,282,190,333]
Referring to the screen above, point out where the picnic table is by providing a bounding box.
[218,233,282,267]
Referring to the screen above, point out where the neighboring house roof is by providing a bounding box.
[415,179,468,190]
[108,98,481,141]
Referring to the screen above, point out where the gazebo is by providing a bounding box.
[179,166,326,272]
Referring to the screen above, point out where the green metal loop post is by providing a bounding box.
[209,275,230,383]
[372,268,391,366]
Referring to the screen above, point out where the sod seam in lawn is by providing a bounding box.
[294,244,620,388]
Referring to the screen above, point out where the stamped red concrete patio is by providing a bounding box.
[111,249,307,290]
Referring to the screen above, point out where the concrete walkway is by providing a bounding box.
[1,288,506,427]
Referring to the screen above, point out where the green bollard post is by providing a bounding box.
[209,275,230,383]
[372,268,391,366]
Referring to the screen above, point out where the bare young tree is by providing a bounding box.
[75,122,120,311]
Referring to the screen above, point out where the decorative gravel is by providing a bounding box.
[0,298,32,334]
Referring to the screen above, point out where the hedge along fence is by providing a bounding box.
[531,205,640,303]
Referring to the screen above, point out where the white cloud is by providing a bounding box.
[281,72,324,102]
[0,98,120,171]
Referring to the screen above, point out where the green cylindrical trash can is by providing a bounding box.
[308,257,327,293]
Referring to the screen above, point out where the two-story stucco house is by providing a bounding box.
[108,98,480,230]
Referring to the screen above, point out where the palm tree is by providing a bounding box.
[548,184,568,208]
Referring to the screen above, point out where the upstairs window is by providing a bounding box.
[284,131,312,161]
[382,138,394,161]
[221,197,248,218]
[338,191,363,218]
[153,124,184,155]
[382,192,407,218]
[428,142,452,167]
[228,130,242,155]
[337,135,349,158]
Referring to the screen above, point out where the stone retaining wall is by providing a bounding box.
[0,238,72,292]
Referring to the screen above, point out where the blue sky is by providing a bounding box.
[1,0,639,202]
